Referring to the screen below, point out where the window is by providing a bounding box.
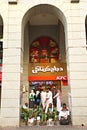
[30,37,59,63]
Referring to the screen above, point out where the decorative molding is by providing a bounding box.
[71,0,80,3]
[8,0,18,4]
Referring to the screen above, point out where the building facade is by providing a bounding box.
[0,0,87,127]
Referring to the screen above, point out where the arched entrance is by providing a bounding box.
[21,4,69,126]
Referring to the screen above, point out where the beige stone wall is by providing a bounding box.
[66,1,87,125]
[0,0,23,127]
[61,86,68,106]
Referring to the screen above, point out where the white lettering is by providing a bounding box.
[56,76,67,80]
[32,66,63,73]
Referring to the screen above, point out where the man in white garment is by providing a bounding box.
[59,103,70,125]
[41,87,46,109]
[45,88,53,113]
[53,89,61,112]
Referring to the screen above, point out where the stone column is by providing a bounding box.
[0,4,23,127]
[66,8,87,125]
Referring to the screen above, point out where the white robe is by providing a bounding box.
[59,110,69,120]
[41,91,46,109]
[53,91,61,112]
[45,91,53,113]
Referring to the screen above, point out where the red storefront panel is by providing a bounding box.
[28,76,68,81]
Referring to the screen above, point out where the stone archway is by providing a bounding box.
[21,4,69,126]
[0,1,87,127]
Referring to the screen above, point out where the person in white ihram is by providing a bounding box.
[41,87,46,109]
[59,103,69,121]
[45,88,53,113]
[53,88,61,112]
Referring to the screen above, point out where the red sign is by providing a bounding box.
[28,76,68,81]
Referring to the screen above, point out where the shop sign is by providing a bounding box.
[32,65,63,74]
[56,76,67,80]
[28,76,68,81]
[29,63,67,76]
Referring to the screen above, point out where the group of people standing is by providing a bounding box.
[29,85,62,114]
[22,85,70,125]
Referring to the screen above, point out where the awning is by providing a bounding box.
[28,76,68,81]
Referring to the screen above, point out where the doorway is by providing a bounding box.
[21,4,69,126]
